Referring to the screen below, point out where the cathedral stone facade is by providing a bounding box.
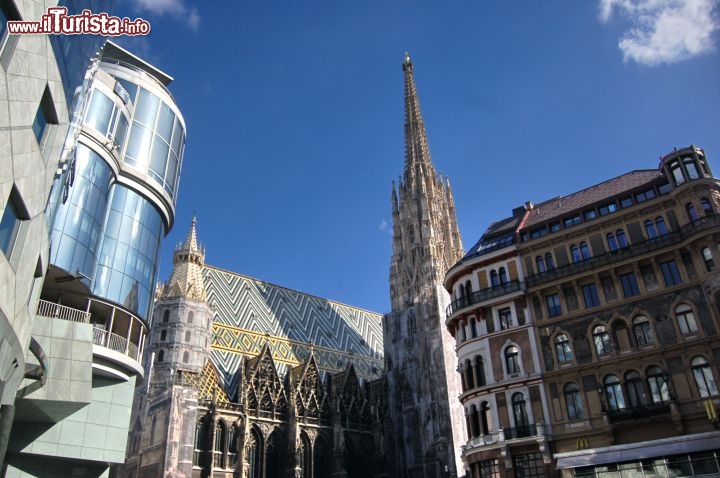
[383,53,466,478]
[121,218,387,477]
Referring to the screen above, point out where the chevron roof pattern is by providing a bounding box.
[203,266,384,395]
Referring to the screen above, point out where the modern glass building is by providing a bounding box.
[5,39,185,477]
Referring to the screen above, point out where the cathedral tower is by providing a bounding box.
[384,53,466,478]
[122,216,214,478]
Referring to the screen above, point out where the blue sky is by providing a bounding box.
[113,1,720,314]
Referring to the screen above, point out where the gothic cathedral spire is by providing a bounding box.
[385,54,466,478]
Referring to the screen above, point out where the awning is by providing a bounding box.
[555,431,720,469]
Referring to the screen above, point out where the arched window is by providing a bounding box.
[625,371,647,408]
[490,270,499,288]
[160,330,167,341]
[701,197,713,216]
[183,351,189,363]
[647,366,670,403]
[193,419,206,467]
[571,245,581,263]
[644,220,657,239]
[592,325,611,356]
[687,202,700,222]
[185,330,191,342]
[692,356,719,397]
[512,392,529,429]
[157,349,164,362]
[669,160,685,185]
[214,420,226,469]
[469,404,480,438]
[228,425,239,468]
[580,242,591,260]
[675,303,698,335]
[246,427,261,478]
[498,267,508,285]
[604,375,626,411]
[163,310,169,323]
[188,311,194,324]
[470,317,478,338]
[474,356,486,387]
[564,383,584,420]
[703,247,715,271]
[460,320,467,341]
[616,229,628,248]
[465,280,473,297]
[505,346,520,375]
[555,334,573,364]
[545,253,555,270]
[632,315,654,346]
[684,156,700,179]
[656,217,669,236]
[464,359,474,390]
[607,232,618,251]
[480,401,491,435]
[536,255,546,273]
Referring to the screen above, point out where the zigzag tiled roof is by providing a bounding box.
[202,266,384,396]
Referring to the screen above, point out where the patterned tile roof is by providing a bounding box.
[521,169,662,229]
[202,266,384,395]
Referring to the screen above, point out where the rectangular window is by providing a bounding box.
[620,272,640,297]
[477,459,500,478]
[564,215,582,228]
[513,453,545,478]
[32,87,58,146]
[660,260,683,286]
[582,283,601,308]
[0,189,25,258]
[545,293,562,318]
[599,202,618,216]
[620,196,633,208]
[498,308,513,330]
[583,209,597,221]
[549,222,562,232]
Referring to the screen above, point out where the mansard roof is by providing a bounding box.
[521,169,662,229]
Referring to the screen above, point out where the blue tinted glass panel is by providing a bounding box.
[124,122,152,167]
[0,195,21,256]
[86,90,113,135]
[92,185,164,319]
[134,88,159,127]
[156,103,174,143]
[49,145,113,278]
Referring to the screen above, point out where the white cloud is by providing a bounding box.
[379,220,392,234]
[131,0,201,31]
[598,0,719,65]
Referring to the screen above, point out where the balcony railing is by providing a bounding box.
[524,215,720,288]
[462,423,545,455]
[503,423,541,439]
[36,299,90,323]
[93,326,140,361]
[447,280,524,316]
[607,403,671,422]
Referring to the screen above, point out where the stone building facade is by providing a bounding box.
[445,145,720,477]
[444,208,552,477]
[384,53,466,478]
[122,218,388,477]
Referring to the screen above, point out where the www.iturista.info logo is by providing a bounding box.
[7,7,150,36]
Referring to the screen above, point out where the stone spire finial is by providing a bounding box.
[402,52,436,186]
[161,215,207,302]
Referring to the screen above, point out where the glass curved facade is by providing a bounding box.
[49,144,113,280]
[121,83,184,198]
[92,185,164,320]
